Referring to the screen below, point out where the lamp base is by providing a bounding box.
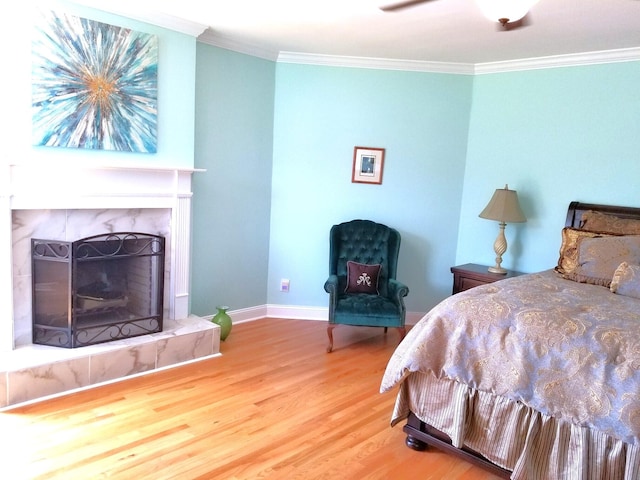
[488,265,507,275]
[488,221,508,275]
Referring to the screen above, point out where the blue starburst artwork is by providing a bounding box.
[32,11,158,153]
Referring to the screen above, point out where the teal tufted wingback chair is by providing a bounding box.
[324,219,409,353]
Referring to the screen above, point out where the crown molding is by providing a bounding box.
[276,52,475,75]
[279,48,640,75]
[135,11,208,37]
[199,39,640,75]
[474,47,640,74]
[65,1,208,37]
[197,30,280,61]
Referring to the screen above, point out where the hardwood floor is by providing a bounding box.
[1,319,503,479]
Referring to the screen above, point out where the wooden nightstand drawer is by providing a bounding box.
[451,263,524,295]
[459,277,488,292]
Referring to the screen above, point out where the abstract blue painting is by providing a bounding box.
[32,10,158,153]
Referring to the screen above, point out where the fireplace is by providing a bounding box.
[0,164,221,409]
[32,232,165,348]
[4,163,202,351]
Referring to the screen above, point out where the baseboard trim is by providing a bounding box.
[204,305,425,326]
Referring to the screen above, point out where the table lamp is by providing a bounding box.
[479,184,526,274]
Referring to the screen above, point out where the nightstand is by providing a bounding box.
[451,263,524,295]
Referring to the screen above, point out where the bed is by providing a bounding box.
[380,202,640,479]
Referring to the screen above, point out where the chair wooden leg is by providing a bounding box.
[327,325,336,353]
[384,327,388,334]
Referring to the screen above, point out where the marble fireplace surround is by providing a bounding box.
[0,163,220,409]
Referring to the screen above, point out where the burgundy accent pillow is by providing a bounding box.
[345,261,381,294]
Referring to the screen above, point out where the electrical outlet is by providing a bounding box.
[280,279,290,292]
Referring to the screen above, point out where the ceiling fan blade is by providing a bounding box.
[380,0,437,12]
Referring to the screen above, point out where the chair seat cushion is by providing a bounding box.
[333,293,403,327]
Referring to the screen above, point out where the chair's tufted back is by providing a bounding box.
[329,219,401,297]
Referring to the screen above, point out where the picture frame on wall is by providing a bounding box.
[352,146,385,185]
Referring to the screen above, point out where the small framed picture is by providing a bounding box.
[352,146,385,185]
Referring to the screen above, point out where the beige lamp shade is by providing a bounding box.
[479,185,526,223]
[479,185,526,274]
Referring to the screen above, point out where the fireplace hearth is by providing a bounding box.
[32,232,165,348]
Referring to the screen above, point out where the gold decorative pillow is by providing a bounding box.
[610,262,640,299]
[563,236,640,287]
[555,227,616,276]
[581,210,640,235]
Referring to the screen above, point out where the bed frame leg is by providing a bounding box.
[405,434,428,451]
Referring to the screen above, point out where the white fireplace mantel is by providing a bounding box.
[6,162,205,210]
[1,162,205,353]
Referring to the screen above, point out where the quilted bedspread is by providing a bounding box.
[381,269,640,445]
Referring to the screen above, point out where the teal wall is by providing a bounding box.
[4,2,197,169]
[457,61,640,274]
[268,64,472,313]
[192,49,639,318]
[191,45,276,315]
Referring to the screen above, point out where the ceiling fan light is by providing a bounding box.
[476,0,537,24]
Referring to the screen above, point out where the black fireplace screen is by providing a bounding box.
[32,232,165,348]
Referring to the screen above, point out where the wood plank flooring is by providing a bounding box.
[1,319,503,480]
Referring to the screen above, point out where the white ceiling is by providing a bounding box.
[71,0,640,66]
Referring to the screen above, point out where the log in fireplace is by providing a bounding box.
[31,232,165,348]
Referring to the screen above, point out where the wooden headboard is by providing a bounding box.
[565,201,640,228]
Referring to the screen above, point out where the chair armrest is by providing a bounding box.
[388,279,409,302]
[324,274,339,294]
[388,279,409,323]
[324,275,339,323]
